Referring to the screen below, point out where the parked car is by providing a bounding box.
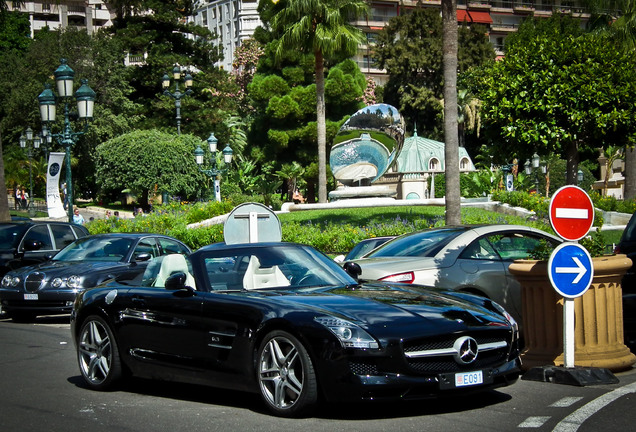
[345,225,562,326]
[71,241,521,417]
[333,236,395,263]
[0,233,191,322]
[615,212,636,349]
[0,220,89,279]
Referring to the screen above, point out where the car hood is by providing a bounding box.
[269,283,509,337]
[9,260,129,277]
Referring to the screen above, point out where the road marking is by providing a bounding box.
[550,397,583,408]
[518,416,551,428]
[553,381,636,432]
[555,208,589,219]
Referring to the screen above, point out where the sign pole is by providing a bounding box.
[563,298,575,368]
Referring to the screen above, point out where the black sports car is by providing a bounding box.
[70,241,521,417]
[0,233,191,321]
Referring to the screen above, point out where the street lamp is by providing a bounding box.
[524,153,546,195]
[577,169,584,185]
[162,65,193,135]
[194,132,233,202]
[37,59,96,223]
[19,127,41,216]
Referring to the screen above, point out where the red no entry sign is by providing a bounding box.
[549,185,595,241]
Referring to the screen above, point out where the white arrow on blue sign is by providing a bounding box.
[548,242,594,298]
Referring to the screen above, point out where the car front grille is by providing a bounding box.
[402,333,511,374]
[24,273,46,293]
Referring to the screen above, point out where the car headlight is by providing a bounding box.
[1,275,19,288]
[51,278,63,288]
[66,275,81,289]
[314,316,379,349]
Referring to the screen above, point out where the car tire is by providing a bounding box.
[256,330,318,417]
[77,315,122,390]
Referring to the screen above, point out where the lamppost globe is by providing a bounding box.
[75,79,96,119]
[37,84,57,122]
[207,132,218,153]
[223,144,233,164]
[54,58,75,98]
[194,145,205,165]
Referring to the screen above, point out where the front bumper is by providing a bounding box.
[0,289,77,316]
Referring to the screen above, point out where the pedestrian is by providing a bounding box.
[62,183,68,210]
[14,185,21,210]
[72,208,85,225]
[105,210,112,218]
[20,188,28,209]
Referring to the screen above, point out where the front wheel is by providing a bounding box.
[257,330,318,417]
[77,315,122,390]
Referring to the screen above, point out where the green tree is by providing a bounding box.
[95,130,204,206]
[467,14,636,186]
[373,7,494,138]
[270,0,368,203]
[583,0,636,199]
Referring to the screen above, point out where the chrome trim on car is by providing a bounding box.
[404,339,507,358]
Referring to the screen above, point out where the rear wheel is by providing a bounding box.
[257,330,318,417]
[77,315,122,390]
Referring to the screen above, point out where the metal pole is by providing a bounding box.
[27,147,34,215]
[63,100,74,223]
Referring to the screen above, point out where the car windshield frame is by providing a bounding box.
[53,236,135,262]
[196,243,357,292]
[365,227,467,258]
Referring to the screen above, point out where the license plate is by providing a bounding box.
[23,294,38,300]
[455,370,483,387]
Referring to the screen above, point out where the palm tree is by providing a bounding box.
[442,0,461,225]
[271,0,368,203]
[601,146,623,196]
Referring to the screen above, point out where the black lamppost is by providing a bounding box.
[162,65,193,135]
[19,127,41,216]
[37,59,96,223]
[524,153,546,195]
[194,132,233,202]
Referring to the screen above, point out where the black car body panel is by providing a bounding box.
[71,242,521,409]
[616,212,636,348]
[0,233,191,318]
[0,221,89,278]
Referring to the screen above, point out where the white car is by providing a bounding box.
[346,225,562,325]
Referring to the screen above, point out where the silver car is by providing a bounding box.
[346,225,562,324]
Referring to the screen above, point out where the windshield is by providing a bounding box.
[201,244,357,291]
[0,224,28,249]
[53,236,134,262]
[365,228,467,258]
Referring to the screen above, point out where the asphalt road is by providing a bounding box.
[1,316,635,432]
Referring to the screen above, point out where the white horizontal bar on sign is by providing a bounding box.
[555,208,588,219]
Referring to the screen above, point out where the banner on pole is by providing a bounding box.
[46,152,67,218]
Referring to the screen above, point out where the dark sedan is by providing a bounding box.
[0,220,89,278]
[0,233,191,322]
[71,241,521,417]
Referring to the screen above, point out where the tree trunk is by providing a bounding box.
[565,140,580,185]
[625,146,636,200]
[0,131,11,222]
[442,0,461,225]
[315,50,327,203]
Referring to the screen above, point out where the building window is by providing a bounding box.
[429,158,440,171]
[460,158,470,170]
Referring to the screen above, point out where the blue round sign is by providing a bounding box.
[548,243,593,298]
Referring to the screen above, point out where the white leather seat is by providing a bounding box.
[243,256,290,290]
[153,254,196,288]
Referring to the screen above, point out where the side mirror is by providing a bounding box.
[23,240,43,251]
[343,262,362,280]
[134,253,152,262]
